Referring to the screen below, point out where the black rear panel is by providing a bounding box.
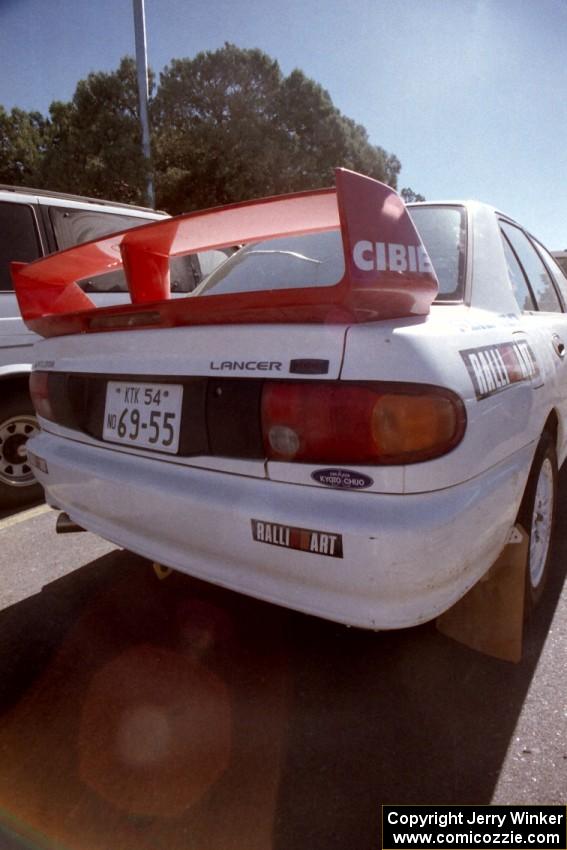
[47,373,265,459]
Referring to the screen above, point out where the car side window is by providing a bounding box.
[500,229,536,311]
[0,201,42,291]
[555,254,567,277]
[533,241,567,309]
[500,221,562,313]
[408,206,466,300]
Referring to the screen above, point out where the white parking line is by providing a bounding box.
[0,503,53,532]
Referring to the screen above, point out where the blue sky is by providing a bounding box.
[1,0,566,249]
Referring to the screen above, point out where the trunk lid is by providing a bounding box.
[35,323,348,380]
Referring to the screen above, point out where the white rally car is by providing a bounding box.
[12,169,567,630]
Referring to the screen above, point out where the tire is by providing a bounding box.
[517,431,558,616]
[0,391,43,510]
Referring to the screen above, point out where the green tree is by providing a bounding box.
[1,46,405,211]
[152,44,401,213]
[39,57,149,204]
[0,106,46,185]
[401,187,426,203]
[275,69,400,193]
[152,45,288,211]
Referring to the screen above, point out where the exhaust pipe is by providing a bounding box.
[56,512,86,534]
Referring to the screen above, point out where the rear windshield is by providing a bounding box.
[194,231,345,296]
[194,206,466,301]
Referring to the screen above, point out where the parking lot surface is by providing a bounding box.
[0,482,566,850]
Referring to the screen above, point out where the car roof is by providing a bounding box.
[0,183,162,215]
[408,199,503,215]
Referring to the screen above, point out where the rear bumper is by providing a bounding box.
[30,431,532,629]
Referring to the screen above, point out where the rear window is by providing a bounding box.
[194,231,345,297]
[194,207,466,301]
[49,206,151,249]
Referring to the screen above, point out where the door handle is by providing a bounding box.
[552,334,565,358]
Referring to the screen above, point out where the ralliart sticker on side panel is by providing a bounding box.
[251,520,343,558]
[460,341,538,400]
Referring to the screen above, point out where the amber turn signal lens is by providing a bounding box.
[372,394,459,459]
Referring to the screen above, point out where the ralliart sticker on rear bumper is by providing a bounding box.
[251,519,343,558]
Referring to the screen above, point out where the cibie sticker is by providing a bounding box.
[311,468,374,490]
[352,241,433,274]
[251,519,343,558]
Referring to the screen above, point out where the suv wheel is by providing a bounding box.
[0,392,43,509]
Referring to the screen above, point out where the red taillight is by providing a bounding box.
[29,371,54,421]
[261,381,466,464]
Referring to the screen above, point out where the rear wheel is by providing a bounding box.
[518,432,557,615]
[0,391,43,509]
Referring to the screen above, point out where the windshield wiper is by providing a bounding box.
[245,250,322,265]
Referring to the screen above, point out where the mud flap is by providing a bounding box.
[436,525,528,663]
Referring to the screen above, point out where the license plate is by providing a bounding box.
[103,381,183,454]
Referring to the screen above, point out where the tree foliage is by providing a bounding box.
[400,187,426,203]
[152,44,401,212]
[152,45,285,211]
[0,44,410,211]
[39,57,149,203]
[0,106,46,185]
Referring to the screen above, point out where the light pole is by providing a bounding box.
[133,0,155,207]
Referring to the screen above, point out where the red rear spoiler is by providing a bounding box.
[12,169,438,338]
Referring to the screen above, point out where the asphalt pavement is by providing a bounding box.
[0,485,566,850]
